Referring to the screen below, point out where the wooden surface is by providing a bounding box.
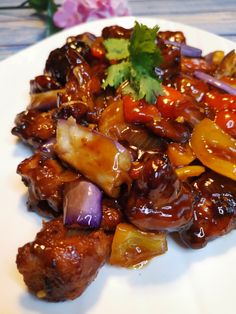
[0,0,235,61]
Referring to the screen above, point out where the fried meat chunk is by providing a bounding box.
[179,172,236,248]
[16,218,112,301]
[11,109,56,147]
[17,153,78,217]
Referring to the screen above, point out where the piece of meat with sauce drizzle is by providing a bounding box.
[179,171,236,248]
[17,153,79,217]
[16,218,112,301]
[126,152,195,232]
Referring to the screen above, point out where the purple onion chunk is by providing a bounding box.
[194,70,236,95]
[164,39,202,58]
[64,180,102,228]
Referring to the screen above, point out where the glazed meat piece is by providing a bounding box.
[17,153,79,217]
[16,218,112,301]
[11,109,56,147]
[55,57,102,120]
[30,75,61,94]
[146,118,190,143]
[179,172,236,248]
[174,74,209,102]
[125,153,194,232]
[102,25,132,39]
[45,37,93,85]
[101,199,124,232]
[157,32,182,85]
[158,31,186,43]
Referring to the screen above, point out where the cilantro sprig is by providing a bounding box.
[102,22,164,103]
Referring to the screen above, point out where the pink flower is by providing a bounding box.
[53,0,131,29]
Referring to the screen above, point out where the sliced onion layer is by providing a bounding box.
[55,117,132,198]
[64,180,102,228]
[28,89,64,111]
[194,70,236,95]
[164,40,202,57]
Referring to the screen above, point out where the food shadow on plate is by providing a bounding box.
[11,139,33,159]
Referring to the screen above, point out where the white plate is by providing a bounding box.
[0,16,235,314]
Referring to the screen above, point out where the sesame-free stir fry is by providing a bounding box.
[13,22,236,302]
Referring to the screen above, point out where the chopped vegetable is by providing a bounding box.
[167,143,196,167]
[215,110,236,137]
[122,94,161,123]
[156,85,184,119]
[215,49,236,78]
[102,61,130,89]
[191,118,236,180]
[175,165,205,181]
[163,39,202,57]
[109,223,167,268]
[63,179,102,228]
[28,89,64,110]
[203,91,236,111]
[103,22,164,103]
[194,70,236,95]
[103,38,129,60]
[55,117,132,197]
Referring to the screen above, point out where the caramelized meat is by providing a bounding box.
[16,218,112,301]
[158,31,186,43]
[102,25,132,39]
[30,75,61,94]
[45,41,92,85]
[11,109,56,147]
[175,74,209,102]
[125,153,194,232]
[180,172,236,248]
[17,153,78,217]
[146,118,190,143]
[101,199,124,232]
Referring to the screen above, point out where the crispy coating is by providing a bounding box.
[11,109,56,147]
[179,172,236,248]
[16,218,112,301]
[17,153,78,217]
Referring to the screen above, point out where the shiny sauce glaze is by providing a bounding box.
[13,24,236,301]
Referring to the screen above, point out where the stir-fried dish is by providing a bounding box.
[12,22,236,302]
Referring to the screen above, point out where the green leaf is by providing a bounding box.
[28,0,49,11]
[104,38,130,60]
[139,76,164,103]
[46,0,61,36]
[122,84,138,99]
[102,21,164,103]
[129,22,160,57]
[102,61,131,89]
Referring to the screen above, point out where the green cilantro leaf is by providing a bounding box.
[129,22,160,56]
[103,38,130,60]
[102,21,164,103]
[102,61,131,89]
[139,75,164,103]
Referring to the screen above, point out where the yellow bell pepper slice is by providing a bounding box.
[167,142,196,167]
[109,223,167,268]
[191,118,236,180]
[175,165,205,181]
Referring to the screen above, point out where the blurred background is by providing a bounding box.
[0,0,235,61]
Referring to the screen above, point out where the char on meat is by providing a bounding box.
[16,218,112,301]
